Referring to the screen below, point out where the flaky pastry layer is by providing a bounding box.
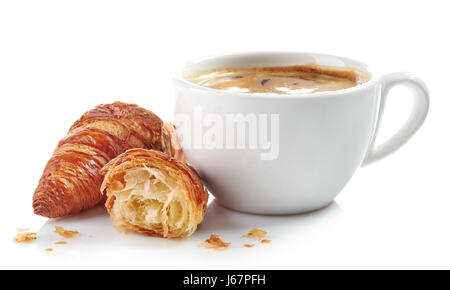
[100,148,208,238]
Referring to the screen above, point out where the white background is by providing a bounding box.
[0,0,448,270]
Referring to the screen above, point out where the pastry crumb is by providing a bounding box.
[243,244,255,248]
[16,227,30,232]
[261,239,271,244]
[54,226,79,238]
[55,241,68,245]
[44,248,54,252]
[13,232,37,243]
[201,234,230,250]
[242,228,267,240]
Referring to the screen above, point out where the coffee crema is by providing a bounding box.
[185,64,371,95]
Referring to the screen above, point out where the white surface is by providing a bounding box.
[0,0,448,269]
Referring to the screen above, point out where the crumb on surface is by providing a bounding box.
[16,227,29,232]
[54,226,79,238]
[261,239,271,244]
[201,234,230,250]
[45,248,54,252]
[243,244,255,248]
[13,231,37,243]
[242,228,267,240]
[55,241,68,245]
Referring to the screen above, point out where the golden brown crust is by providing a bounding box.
[100,148,208,238]
[242,228,267,240]
[163,122,187,163]
[54,226,79,238]
[13,232,37,243]
[33,102,171,218]
[201,234,230,250]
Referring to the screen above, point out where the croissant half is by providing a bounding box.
[100,148,208,238]
[33,102,184,218]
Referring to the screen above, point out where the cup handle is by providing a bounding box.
[362,72,429,166]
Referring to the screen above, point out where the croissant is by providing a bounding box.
[100,148,208,238]
[33,102,183,218]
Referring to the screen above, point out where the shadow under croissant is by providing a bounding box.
[35,204,188,252]
[35,205,113,246]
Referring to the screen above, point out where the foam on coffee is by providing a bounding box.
[186,64,371,95]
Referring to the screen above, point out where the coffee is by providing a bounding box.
[186,64,370,95]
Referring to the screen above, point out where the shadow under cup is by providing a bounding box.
[172,52,394,215]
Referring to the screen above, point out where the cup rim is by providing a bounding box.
[174,51,379,99]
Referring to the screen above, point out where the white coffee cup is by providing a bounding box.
[173,52,429,215]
